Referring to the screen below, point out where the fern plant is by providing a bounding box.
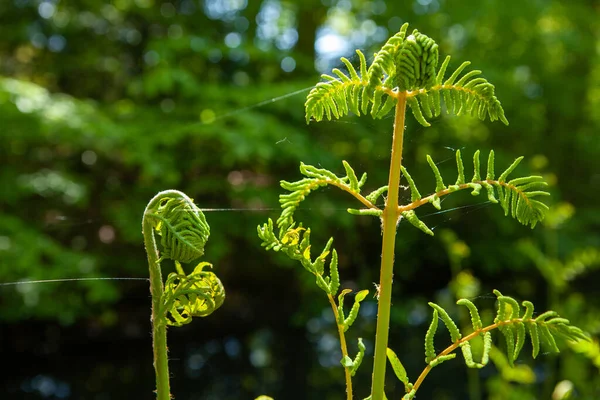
[142,190,225,400]
[258,23,588,399]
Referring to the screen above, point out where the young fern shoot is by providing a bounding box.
[258,22,585,400]
[143,190,225,399]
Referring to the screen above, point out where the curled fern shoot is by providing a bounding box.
[162,262,225,326]
[406,54,508,127]
[406,290,589,396]
[143,190,224,400]
[305,22,508,126]
[145,193,210,263]
[398,150,550,235]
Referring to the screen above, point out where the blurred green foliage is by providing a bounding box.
[1,0,599,399]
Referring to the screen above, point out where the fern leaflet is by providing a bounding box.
[341,338,366,376]
[422,291,588,371]
[397,149,550,236]
[401,291,589,397]
[277,161,377,230]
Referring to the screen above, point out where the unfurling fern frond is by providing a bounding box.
[492,290,589,363]
[305,22,507,127]
[398,149,550,236]
[366,23,410,96]
[161,262,225,326]
[145,192,210,263]
[257,216,370,380]
[257,218,341,296]
[277,161,378,230]
[413,291,588,393]
[394,30,439,92]
[143,190,225,400]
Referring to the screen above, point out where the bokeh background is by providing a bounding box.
[1,0,599,399]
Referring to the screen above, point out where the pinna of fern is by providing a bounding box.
[257,215,370,396]
[257,217,370,337]
[263,148,549,244]
[398,149,550,235]
[384,290,589,399]
[305,22,508,126]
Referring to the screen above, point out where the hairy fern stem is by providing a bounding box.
[371,93,407,400]
[143,191,175,400]
[143,190,225,399]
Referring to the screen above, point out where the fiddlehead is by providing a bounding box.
[162,262,225,326]
[397,149,550,236]
[143,190,224,400]
[305,22,507,126]
[145,193,210,263]
[144,190,225,322]
[387,290,589,399]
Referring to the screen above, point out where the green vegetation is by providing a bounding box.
[143,190,224,399]
[1,2,599,399]
[258,24,588,399]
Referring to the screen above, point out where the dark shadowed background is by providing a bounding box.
[1,0,599,399]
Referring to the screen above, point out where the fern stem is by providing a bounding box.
[371,93,407,400]
[330,182,379,210]
[328,294,353,400]
[143,191,174,400]
[297,179,379,210]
